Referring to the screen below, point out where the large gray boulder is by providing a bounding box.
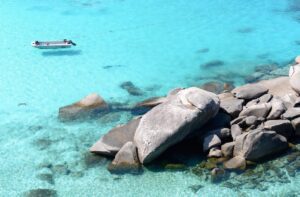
[233,129,288,161]
[264,120,294,139]
[219,92,244,117]
[107,142,141,174]
[90,117,141,156]
[232,84,268,100]
[239,103,271,118]
[59,93,109,121]
[134,87,220,163]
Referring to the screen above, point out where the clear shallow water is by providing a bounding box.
[1,0,300,196]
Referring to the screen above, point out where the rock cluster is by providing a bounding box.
[59,56,300,175]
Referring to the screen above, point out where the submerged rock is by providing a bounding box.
[108,142,141,174]
[24,189,57,197]
[200,81,234,94]
[224,156,246,170]
[232,84,268,100]
[201,60,225,68]
[59,93,108,121]
[135,97,167,108]
[90,117,141,156]
[233,129,288,161]
[134,87,220,163]
[120,81,144,96]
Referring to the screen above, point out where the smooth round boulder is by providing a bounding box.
[232,84,268,100]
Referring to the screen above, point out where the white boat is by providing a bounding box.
[31,39,76,49]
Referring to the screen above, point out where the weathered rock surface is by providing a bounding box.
[267,98,286,119]
[224,156,246,170]
[219,93,244,117]
[221,142,235,158]
[282,108,300,120]
[203,134,221,152]
[233,129,288,161]
[258,77,296,97]
[59,93,109,121]
[232,84,268,100]
[264,120,294,139]
[90,117,141,156]
[134,87,220,163]
[239,103,271,118]
[108,142,141,174]
[231,124,242,141]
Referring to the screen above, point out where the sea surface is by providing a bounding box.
[1,0,300,196]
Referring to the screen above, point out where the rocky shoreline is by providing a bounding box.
[59,56,300,184]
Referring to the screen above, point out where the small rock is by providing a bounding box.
[264,120,294,139]
[203,134,221,152]
[135,97,167,108]
[221,142,235,158]
[223,156,246,170]
[282,108,300,120]
[59,93,109,121]
[206,128,231,140]
[211,167,226,183]
[231,124,242,141]
[245,116,258,126]
[201,60,225,68]
[219,93,244,117]
[267,98,286,119]
[36,173,54,185]
[108,142,141,174]
[208,148,222,158]
[232,84,268,100]
[239,103,272,118]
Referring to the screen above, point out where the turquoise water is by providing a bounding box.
[1,0,300,196]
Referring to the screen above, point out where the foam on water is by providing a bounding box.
[1,0,300,196]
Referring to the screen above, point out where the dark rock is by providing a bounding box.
[282,108,300,120]
[203,134,221,152]
[291,117,300,136]
[239,103,271,118]
[52,164,70,175]
[205,128,231,140]
[197,48,209,53]
[255,64,278,74]
[107,142,141,174]
[83,152,107,168]
[201,60,225,68]
[164,163,186,171]
[134,87,220,163]
[232,84,268,100]
[231,124,242,141]
[120,81,144,96]
[224,156,246,170]
[59,93,109,121]
[90,117,141,156]
[211,167,226,183]
[202,111,232,131]
[237,27,254,33]
[221,142,235,158]
[233,129,288,161]
[264,120,294,139]
[188,185,203,193]
[24,189,57,197]
[219,92,244,118]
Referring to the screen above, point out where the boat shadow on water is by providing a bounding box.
[41,50,82,57]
